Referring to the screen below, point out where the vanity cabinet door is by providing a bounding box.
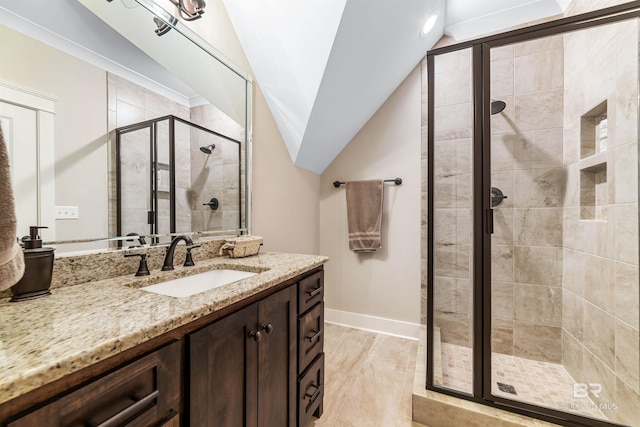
[188,304,259,427]
[257,285,297,427]
[7,341,181,427]
[188,285,297,427]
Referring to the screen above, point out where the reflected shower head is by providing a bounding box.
[199,144,215,154]
[491,100,506,115]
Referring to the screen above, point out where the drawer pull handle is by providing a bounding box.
[306,329,322,343]
[261,323,274,334]
[250,330,262,342]
[306,286,323,298]
[93,389,159,427]
[305,384,321,404]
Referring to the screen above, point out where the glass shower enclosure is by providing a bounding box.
[115,115,242,244]
[427,4,639,426]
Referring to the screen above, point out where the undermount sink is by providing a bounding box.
[140,269,259,298]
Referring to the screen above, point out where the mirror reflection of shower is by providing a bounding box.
[490,100,506,115]
[199,144,215,154]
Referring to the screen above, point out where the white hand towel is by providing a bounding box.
[0,124,25,290]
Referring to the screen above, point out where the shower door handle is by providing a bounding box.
[486,209,494,234]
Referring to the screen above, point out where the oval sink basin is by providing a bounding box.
[140,269,258,298]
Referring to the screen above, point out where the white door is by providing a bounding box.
[0,101,38,239]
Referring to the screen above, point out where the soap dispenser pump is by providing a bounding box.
[10,226,55,302]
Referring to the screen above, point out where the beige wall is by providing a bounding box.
[0,24,108,246]
[251,85,321,254]
[318,66,422,326]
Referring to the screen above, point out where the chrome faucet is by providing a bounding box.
[161,235,200,271]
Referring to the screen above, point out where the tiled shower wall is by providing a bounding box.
[190,104,244,232]
[561,20,639,425]
[489,36,565,363]
[431,48,474,347]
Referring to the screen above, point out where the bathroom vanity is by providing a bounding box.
[0,251,327,426]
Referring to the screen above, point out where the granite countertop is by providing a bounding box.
[0,252,328,405]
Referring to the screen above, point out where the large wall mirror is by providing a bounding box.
[0,0,252,252]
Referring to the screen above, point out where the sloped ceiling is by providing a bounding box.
[224,0,569,174]
[224,0,445,174]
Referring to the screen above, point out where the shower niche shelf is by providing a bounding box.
[156,162,170,193]
[580,100,608,159]
[579,162,607,221]
[579,100,609,221]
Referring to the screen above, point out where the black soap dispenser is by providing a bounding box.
[10,226,55,302]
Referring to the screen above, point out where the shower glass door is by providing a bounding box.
[487,17,639,426]
[118,124,153,240]
[430,46,475,395]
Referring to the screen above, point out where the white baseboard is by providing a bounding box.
[325,308,421,341]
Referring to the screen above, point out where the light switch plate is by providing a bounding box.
[55,206,79,220]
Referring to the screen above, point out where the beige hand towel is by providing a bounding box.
[0,124,25,290]
[346,180,383,252]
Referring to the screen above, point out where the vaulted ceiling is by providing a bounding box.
[220,0,570,173]
[0,0,570,174]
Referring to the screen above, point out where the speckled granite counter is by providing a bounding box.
[0,252,328,404]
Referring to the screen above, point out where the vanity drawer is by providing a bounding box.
[298,302,324,371]
[298,353,324,427]
[298,270,324,314]
[8,341,181,427]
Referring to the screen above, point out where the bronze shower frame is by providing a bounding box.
[426,2,640,426]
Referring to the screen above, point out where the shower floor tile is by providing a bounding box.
[437,343,607,421]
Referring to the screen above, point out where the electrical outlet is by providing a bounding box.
[55,206,79,220]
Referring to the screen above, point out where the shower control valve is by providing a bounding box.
[202,197,219,210]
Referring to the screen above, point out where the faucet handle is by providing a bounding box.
[184,245,201,267]
[125,253,150,276]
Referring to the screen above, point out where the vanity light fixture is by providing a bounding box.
[154,15,178,36]
[168,0,206,21]
[421,11,439,37]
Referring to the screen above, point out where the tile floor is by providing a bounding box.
[438,343,607,421]
[307,323,426,427]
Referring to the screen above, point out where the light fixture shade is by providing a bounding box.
[190,0,206,10]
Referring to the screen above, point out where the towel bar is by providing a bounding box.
[333,178,402,188]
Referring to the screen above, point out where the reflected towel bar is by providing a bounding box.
[333,178,402,188]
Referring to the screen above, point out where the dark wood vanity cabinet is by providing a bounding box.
[0,266,325,427]
[188,285,297,427]
[7,340,181,427]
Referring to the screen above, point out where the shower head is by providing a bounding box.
[199,144,215,154]
[491,100,506,115]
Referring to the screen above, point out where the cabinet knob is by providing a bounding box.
[249,330,262,342]
[261,323,274,334]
